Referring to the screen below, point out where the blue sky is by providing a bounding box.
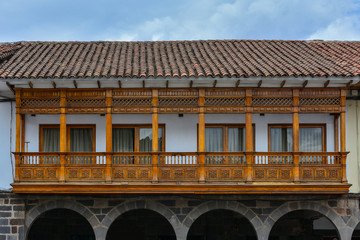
[1,0,360,41]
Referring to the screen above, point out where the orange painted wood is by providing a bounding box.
[334,114,339,152]
[21,115,25,152]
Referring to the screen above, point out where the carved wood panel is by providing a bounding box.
[159,166,198,181]
[112,166,152,181]
[65,166,106,181]
[19,167,59,181]
[252,166,293,181]
[205,166,246,181]
[300,166,342,182]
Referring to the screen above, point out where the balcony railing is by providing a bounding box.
[13,152,347,184]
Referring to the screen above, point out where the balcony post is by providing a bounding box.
[245,89,253,183]
[14,90,21,182]
[152,89,159,183]
[198,89,206,183]
[59,89,66,183]
[105,89,112,183]
[340,89,347,183]
[21,115,25,152]
[293,89,300,183]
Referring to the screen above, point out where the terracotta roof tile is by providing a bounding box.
[1,40,360,79]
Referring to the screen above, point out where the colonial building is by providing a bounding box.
[0,40,360,240]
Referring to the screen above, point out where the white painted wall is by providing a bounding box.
[0,102,16,189]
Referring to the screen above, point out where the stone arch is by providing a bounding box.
[347,207,360,239]
[183,200,262,240]
[265,201,347,240]
[102,200,183,240]
[25,200,101,240]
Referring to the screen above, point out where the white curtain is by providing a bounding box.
[270,128,293,152]
[205,128,223,152]
[139,128,163,152]
[228,128,245,152]
[300,128,322,152]
[43,128,60,152]
[70,128,93,152]
[112,128,134,152]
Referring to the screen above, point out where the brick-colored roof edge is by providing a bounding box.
[1,39,360,80]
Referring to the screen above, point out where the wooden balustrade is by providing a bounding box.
[13,151,347,184]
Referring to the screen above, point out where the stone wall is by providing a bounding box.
[1,192,360,240]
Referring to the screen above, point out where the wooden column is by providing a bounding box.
[59,89,66,183]
[14,90,21,182]
[105,89,112,183]
[245,89,253,183]
[293,89,300,183]
[340,89,347,183]
[334,114,339,152]
[21,115,25,152]
[152,89,159,183]
[198,89,206,183]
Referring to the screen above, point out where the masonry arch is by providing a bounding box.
[183,200,261,240]
[103,200,182,240]
[265,201,346,240]
[25,200,101,240]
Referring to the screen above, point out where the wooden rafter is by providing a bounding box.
[347,80,353,87]
[324,80,330,88]
[280,80,286,88]
[97,80,101,88]
[28,81,33,89]
[235,80,240,88]
[213,80,217,88]
[118,80,122,88]
[142,80,145,88]
[73,80,78,88]
[190,80,193,88]
[257,80,262,88]
[166,80,169,88]
[52,81,57,89]
[6,82,15,95]
[302,80,308,88]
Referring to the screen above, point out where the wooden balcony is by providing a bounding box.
[11,152,350,194]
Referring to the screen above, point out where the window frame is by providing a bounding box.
[39,124,96,152]
[267,124,327,152]
[198,124,255,152]
[112,124,166,152]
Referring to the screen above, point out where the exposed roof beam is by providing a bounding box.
[118,80,122,88]
[257,80,262,88]
[324,80,330,88]
[213,80,217,88]
[6,82,15,95]
[97,80,101,88]
[28,81,33,89]
[190,80,193,88]
[73,80,78,88]
[166,80,169,88]
[51,81,57,89]
[347,80,354,87]
[235,80,240,87]
[142,80,145,88]
[280,80,286,88]
[302,80,308,88]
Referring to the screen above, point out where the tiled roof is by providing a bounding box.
[0,43,22,62]
[1,40,360,79]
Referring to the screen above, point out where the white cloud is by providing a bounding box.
[103,0,360,41]
[308,16,360,40]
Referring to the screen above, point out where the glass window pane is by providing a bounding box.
[228,128,245,152]
[139,128,163,152]
[205,128,223,152]
[300,128,322,152]
[112,128,134,152]
[70,128,93,152]
[43,128,60,152]
[270,128,293,152]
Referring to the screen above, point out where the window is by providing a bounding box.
[40,125,96,152]
[203,124,254,152]
[268,124,326,152]
[112,124,165,152]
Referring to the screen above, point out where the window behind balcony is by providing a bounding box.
[204,125,250,152]
[112,125,164,152]
[269,124,325,152]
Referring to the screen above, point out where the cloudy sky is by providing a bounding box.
[1,0,360,42]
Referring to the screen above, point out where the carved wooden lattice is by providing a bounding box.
[299,97,340,106]
[159,98,198,106]
[21,98,60,108]
[67,98,106,107]
[113,98,152,106]
[205,97,245,106]
[252,97,293,106]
